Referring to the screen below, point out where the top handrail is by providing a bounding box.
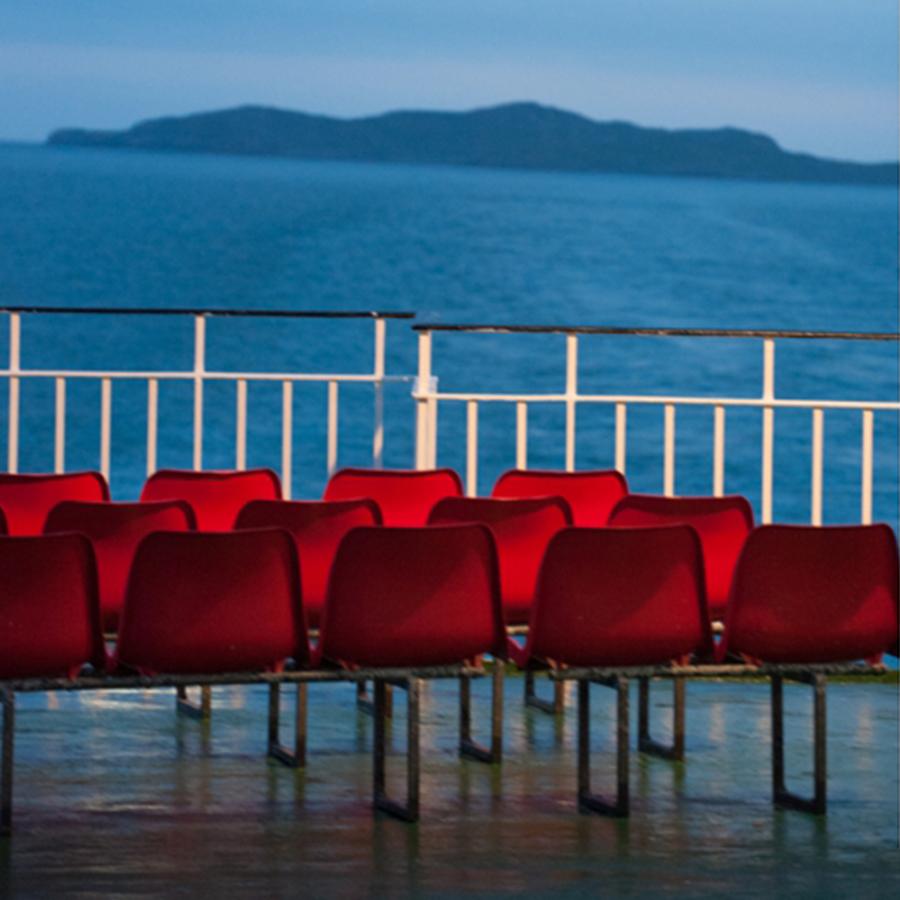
[0,306,415,319]
[412,323,899,340]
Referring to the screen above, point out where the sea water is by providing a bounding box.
[0,143,896,523]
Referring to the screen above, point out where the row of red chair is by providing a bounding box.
[3,521,896,683]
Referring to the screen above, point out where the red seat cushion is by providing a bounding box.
[234,499,380,628]
[492,469,627,526]
[140,469,281,530]
[719,525,899,664]
[428,496,572,625]
[0,533,105,679]
[44,500,196,632]
[316,525,506,668]
[609,494,754,620]
[323,468,462,526]
[0,472,109,535]
[115,529,306,675]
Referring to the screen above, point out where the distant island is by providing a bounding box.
[47,101,897,186]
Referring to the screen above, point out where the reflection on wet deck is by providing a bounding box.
[1,678,897,896]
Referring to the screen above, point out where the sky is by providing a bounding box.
[0,0,897,162]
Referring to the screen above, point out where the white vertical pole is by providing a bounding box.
[7,312,20,473]
[372,318,385,468]
[100,377,112,483]
[428,397,439,468]
[282,381,293,499]
[146,379,158,477]
[192,315,206,471]
[235,379,247,470]
[861,409,874,525]
[327,380,339,477]
[466,400,479,497]
[54,377,66,474]
[565,333,578,472]
[663,403,676,496]
[811,408,824,525]
[713,405,725,496]
[761,338,775,524]
[415,331,432,470]
[516,401,528,470]
[615,402,627,476]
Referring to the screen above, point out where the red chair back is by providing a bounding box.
[719,525,899,664]
[492,469,627,526]
[0,533,105,679]
[0,472,109,535]
[140,468,281,530]
[234,499,381,628]
[428,496,572,625]
[323,468,462,526]
[317,525,506,668]
[609,494,754,619]
[115,529,306,675]
[44,500,196,632]
[524,526,712,667]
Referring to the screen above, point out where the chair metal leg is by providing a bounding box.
[358,680,393,718]
[267,682,307,768]
[176,684,212,719]
[772,673,827,814]
[1,690,13,836]
[577,676,630,817]
[460,661,504,764]
[638,676,685,761]
[373,678,420,822]
[524,669,565,715]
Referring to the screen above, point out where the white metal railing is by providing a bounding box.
[1,307,415,496]
[412,324,899,523]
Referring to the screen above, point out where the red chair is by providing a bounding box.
[512,525,711,816]
[718,524,899,665]
[609,494,754,621]
[0,472,109,535]
[323,468,462,526]
[44,500,196,633]
[717,524,899,815]
[114,529,307,676]
[0,533,106,679]
[140,468,281,530]
[0,508,7,534]
[492,469,627,526]
[234,499,381,629]
[428,496,572,626]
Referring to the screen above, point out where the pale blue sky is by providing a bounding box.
[1,0,896,161]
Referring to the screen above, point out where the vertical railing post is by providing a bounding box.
[663,403,676,496]
[860,409,873,524]
[54,377,66,473]
[466,400,478,496]
[811,408,824,525]
[713,405,725,496]
[7,312,20,473]
[615,402,627,476]
[516,401,528,469]
[100,377,112,483]
[372,317,385,468]
[282,381,293,499]
[235,379,247,471]
[192,315,206,471]
[565,333,578,471]
[415,330,432,470]
[761,338,775,524]
[327,381,339,477]
[146,379,158,477]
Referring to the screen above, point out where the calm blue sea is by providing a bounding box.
[0,142,896,526]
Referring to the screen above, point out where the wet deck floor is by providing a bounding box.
[1,676,897,897]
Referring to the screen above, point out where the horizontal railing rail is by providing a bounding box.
[413,324,899,525]
[2,308,416,493]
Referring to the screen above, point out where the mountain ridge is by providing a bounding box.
[47,101,897,185]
